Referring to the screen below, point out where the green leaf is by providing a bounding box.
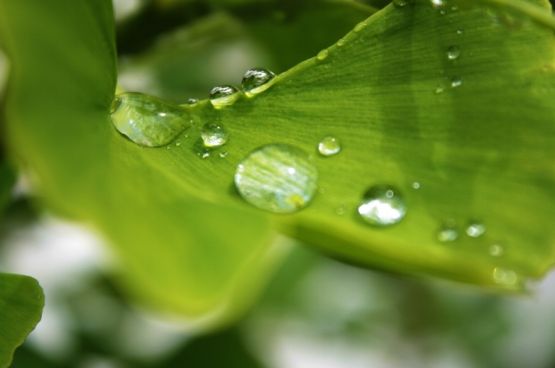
[0,273,44,368]
[182,0,555,290]
[0,0,285,325]
[0,161,15,214]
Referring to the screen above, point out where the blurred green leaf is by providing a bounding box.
[0,273,44,368]
[0,161,15,214]
[0,0,285,325]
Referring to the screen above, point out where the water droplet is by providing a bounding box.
[317,49,329,61]
[446,45,460,60]
[493,267,518,287]
[337,38,346,47]
[218,151,229,159]
[201,122,228,148]
[466,222,486,238]
[456,29,464,35]
[489,244,504,257]
[241,68,276,97]
[430,0,445,9]
[411,181,421,190]
[450,77,462,88]
[354,22,365,32]
[110,92,190,147]
[209,85,240,109]
[357,185,406,227]
[434,86,445,94]
[234,144,318,214]
[437,223,459,242]
[186,98,198,105]
[394,0,409,7]
[318,136,341,157]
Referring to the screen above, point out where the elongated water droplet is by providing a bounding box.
[437,223,459,242]
[318,136,341,157]
[446,46,460,60]
[493,267,518,287]
[466,221,486,238]
[451,77,463,88]
[317,50,329,61]
[111,92,190,147]
[489,244,504,257]
[234,144,318,214]
[209,85,240,109]
[357,185,406,227]
[241,68,276,97]
[201,122,228,148]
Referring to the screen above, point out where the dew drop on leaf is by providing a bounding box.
[241,68,276,97]
[393,0,409,8]
[209,85,240,109]
[110,92,190,147]
[451,77,463,88]
[489,244,504,257]
[357,185,406,227]
[411,181,421,190]
[466,222,486,238]
[234,144,318,214]
[446,45,461,60]
[317,136,341,157]
[201,122,228,148]
[186,98,199,105]
[437,223,459,242]
[492,267,518,287]
[317,49,329,61]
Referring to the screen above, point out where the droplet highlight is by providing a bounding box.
[318,136,341,157]
[234,144,318,214]
[437,223,459,242]
[241,68,276,97]
[209,85,240,109]
[466,222,486,238]
[201,122,228,148]
[357,185,406,227]
[110,92,190,147]
[451,77,463,88]
[446,45,460,60]
[394,0,409,7]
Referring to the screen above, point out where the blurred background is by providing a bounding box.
[2,0,555,367]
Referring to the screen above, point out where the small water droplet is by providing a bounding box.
[357,185,406,227]
[317,49,329,61]
[450,77,462,88]
[209,85,240,109]
[434,86,445,94]
[456,29,464,35]
[110,92,190,147]
[411,181,421,190]
[466,221,486,238]
[219,151,229,159]
[493,267,518,287]
[337,38,346,47]
[489,244,504,257]
[446,45,460,60]
[234,144,318,214]
[430,0,445,9]
[241,68,276,97]
[318,136,341,157]
[437,223,459,242]
[186,98,198,105]
[394,0,409,7]
[354,22,365,32]
[201,122,228,148]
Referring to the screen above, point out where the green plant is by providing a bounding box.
[1,0,555,365]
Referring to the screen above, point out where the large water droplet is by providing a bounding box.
[110,92,190,147]
[241,68,276,97]
[318,136,341,157]
[357,185,406,227]
[234,144,318,214]
[209,85,240,109]
[446,45,460,60]
[437,223,459,242]
[200,122,228,148]
[466,221,486,238]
